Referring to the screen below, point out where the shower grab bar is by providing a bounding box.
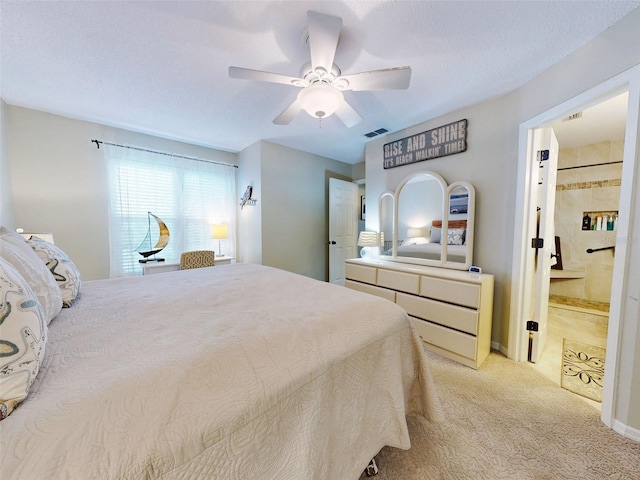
[586,246,615,253]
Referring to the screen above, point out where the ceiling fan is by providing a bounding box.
[229,10,411,127]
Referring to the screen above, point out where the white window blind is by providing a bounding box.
[104,144,236,277]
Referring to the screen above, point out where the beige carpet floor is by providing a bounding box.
[359,350,640,480]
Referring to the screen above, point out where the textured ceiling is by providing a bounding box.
[1,1,638,164]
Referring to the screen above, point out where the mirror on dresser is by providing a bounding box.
[442,181,475,269]
[394,171,447,266]
[379,192,395,258]
[378,170,475,271]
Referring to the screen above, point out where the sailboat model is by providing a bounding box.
[137,212,170,263]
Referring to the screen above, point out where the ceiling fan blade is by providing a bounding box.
[307,10,342,74]
[229,66,307,88]
[273,99,303,125]
[335,100,362,128]
[334,66,412,91]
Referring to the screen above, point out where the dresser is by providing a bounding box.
[345,258,494,369]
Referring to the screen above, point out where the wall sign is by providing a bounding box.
[383,119,467,169]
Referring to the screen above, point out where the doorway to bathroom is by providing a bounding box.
[528,92,627,409]
[509,66,640,431]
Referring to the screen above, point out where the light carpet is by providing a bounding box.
[359,350,639,480]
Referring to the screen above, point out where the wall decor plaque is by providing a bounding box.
[383,119,467,169]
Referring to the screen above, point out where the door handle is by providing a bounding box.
[329,241,337,245]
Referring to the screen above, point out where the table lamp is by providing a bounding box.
[357,231,381,258]
[211,224,228,257]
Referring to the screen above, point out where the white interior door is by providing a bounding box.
[329,178,358,285]
[529,127,559,362]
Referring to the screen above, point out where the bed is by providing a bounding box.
[382,219,468,262]
[394,242,467,262]
[0,259,442,479]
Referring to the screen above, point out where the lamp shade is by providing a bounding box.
[407,227,427,238]
[211,224,228,239]
[357,231,380,247]
[298,83,343,119]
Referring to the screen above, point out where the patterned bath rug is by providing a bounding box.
[561,339,605,402]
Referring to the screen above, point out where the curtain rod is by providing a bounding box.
[91,139,238,168]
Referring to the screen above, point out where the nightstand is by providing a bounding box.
[214,255,235,265]
[141,256,235,275]
[141,261,180,275]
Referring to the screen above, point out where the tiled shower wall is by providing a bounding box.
[551,139,622,306]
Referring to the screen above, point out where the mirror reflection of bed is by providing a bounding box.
[379,170,475,271]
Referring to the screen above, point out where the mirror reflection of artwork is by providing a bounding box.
[449,192,469,214]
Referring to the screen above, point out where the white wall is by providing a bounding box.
[6,105,237,280]
[365,9,640,432]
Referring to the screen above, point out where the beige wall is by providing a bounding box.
[365,94,516,347]
[365,10,640,433]
[6,105,237,280]
[237,141,263,266]
[0,100,13,227]
[238,140,352,281]
[552,140,623,304]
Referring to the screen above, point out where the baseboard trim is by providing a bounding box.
[491,341,508,357]
[612,419,640,443]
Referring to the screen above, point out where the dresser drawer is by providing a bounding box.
[412,317,477,360]
[396,293,478,335]
[377,269,420,295]
[420,276,480,308]
[345,263,377,285]
[345,280,396,302]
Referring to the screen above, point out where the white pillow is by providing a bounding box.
[447,228,466,246]
[27,236,82,307]
[0,258,48,420]
[0,226,62,323]
[430,226,442,244]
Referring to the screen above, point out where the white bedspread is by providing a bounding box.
[0,263,442,479]
[395,242,467,262]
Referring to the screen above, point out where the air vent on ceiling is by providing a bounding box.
[562,112,583,122]
[364,128,389,138]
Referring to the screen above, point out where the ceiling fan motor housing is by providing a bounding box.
[300,62,342,86]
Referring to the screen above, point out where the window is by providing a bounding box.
[105,145,236,277]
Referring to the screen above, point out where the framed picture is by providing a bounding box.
[449,193,469,214]
[361,195,366,220]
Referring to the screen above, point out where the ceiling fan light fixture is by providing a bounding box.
[297,83,343,119]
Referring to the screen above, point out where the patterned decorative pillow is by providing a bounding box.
[0,226,62,324]
[27,236,82,307]
[0,258,48,420]
[447,228,466,246]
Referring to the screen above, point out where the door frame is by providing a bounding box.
[508,65,640,429]
[528,128,559,363]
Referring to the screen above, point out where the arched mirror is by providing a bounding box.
[388,171,475,270]
[379,191,394,258]
[394,171,447,266]
[443,181,475,270]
